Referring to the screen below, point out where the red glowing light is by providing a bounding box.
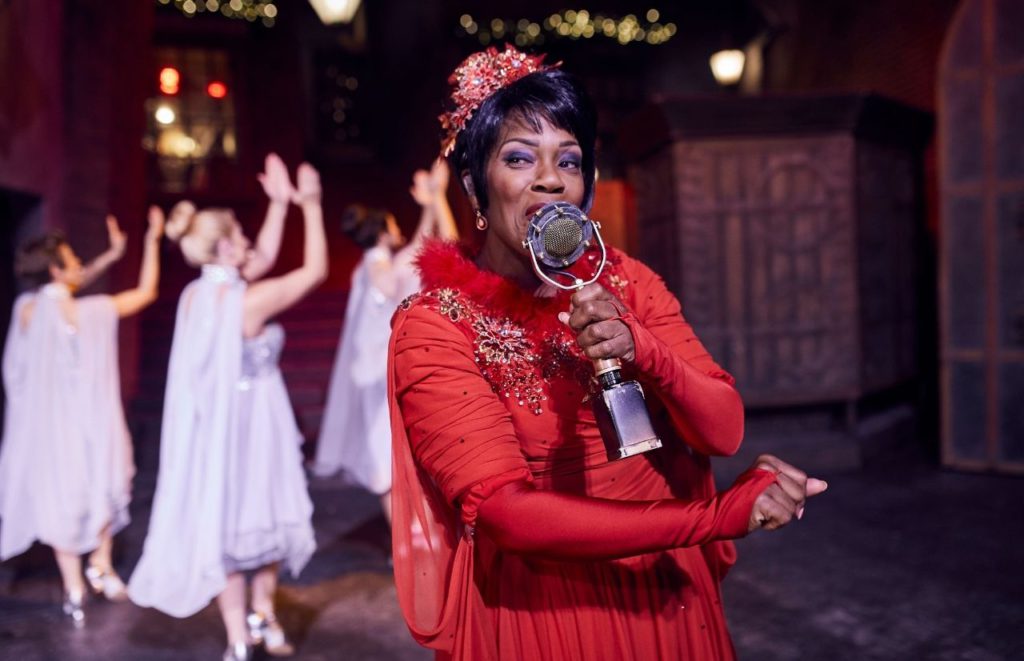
[207,81,228,99]
[159,67,180,95]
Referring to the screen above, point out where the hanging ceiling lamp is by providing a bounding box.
[709,49,746,87]
[308,0,361,24]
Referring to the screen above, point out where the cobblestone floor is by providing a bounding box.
[1,453,1020,660]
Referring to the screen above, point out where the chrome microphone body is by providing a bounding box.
[524,202,662,461]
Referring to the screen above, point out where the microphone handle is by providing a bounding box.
[593,357,623,389]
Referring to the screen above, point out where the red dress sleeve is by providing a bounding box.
[615,253,745,456]
[393,302,775,561]
[476,468,776,561]
[392,305,534,519]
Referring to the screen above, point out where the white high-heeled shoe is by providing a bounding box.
[62,590,85,628]
[247,611,295,656]
[222,641,252,661]
[84,565,128,601]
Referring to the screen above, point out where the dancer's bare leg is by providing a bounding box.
[250,563,278,616]
[250,563,294,655]
[87,524,114,571]
[82,523,127,599]
[54,547,86,625]
[53,548,85,597]
[217,572,249,647]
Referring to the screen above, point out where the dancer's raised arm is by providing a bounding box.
[243,163,328,337]
[112,206,164,318]
[407,159,459,247]
[407,169,437,247]
[79,215,127,289]
[242,153,294,282]
[428,158,459,241]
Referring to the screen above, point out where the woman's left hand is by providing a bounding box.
[105,215,128,258]
[409,169,433,206]
[558,283,635,363]
[292,162,322,205]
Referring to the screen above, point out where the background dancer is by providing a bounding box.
[0,210,163,625]
[312,158,457,528]
[128,155,326,661]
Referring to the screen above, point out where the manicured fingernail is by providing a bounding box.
[796,507,804,520]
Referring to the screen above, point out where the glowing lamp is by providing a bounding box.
[155,105,176,125]
[159,67,181,95]
[207,81,228,99]
[710,49,745,87]
[308,0,361,24]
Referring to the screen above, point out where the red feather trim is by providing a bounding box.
[415,240,572,337]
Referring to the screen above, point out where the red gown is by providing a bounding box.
[388,241,775,660]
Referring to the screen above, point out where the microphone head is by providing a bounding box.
[524,202,594,270]
[543,215,584,259]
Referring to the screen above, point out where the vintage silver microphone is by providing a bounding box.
[523,202,662,460]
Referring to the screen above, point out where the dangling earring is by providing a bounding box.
[474,209,488,231]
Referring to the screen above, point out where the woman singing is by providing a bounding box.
[0,210,163,625]
[388,45,828,660]
[128,154,326,661]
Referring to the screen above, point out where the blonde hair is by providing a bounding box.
[164,200,237,267]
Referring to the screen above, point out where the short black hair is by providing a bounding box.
[449,68,597,213]
[15,230,68,289]
[340,204,389,249]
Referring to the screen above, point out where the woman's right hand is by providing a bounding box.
[145,205,165,243]
[747,454,828,533]
[258,152,295,203]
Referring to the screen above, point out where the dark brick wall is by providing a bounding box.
[762,0,961,110]
[0,0,63,204]
[759,0,962,236]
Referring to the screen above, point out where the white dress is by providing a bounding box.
[128,265,315,618]
[0,283,133,560]
[311,244,420,492]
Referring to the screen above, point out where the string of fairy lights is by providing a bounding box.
[157,3,675,46]
[458,9,677,47]
[158,0,278,27]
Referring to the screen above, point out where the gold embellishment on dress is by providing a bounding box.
[541,336,586,380]
[607,273,628,295]
[436,288,466,322]
[541,334,600,403]
[399,293,420,310]
[473,315,530,364]
[416,285,603,415]
[472,315,547,415]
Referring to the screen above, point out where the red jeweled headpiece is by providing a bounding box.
[439,44,558,157]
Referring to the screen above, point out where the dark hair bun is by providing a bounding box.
[340,204,390,249]
[164,200,198,243]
